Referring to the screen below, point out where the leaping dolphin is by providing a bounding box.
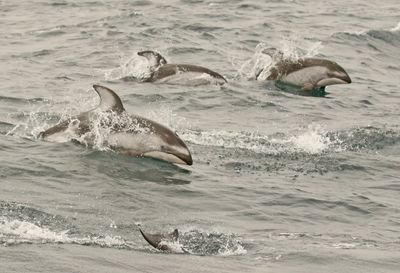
[38,85,193,165]
[256,51,351,95]
[137,50,227,85]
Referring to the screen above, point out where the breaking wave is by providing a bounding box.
[182,125,400,156]
[331,22,400,44]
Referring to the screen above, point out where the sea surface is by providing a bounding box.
[1,1,400,272]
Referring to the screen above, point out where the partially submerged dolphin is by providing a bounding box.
[39,85,193,165]
[137,50,227,85]
[139,227,183,252]
[256,51,351,95]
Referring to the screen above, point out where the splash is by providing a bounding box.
[0,217,129,248]
[144,104,189,131]
[4,89,98,140]
[279,37,323,60]
[390,22,400,32]
[236,43,274,80]
[181,124,337,155]
[177,228,247,256]
[237,40,323,81]
[103,52,152,81]
[289,125,335,154]
[0,217,69,243]
[181,229,246,256]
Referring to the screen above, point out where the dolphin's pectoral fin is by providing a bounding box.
[302,82,315,91]
[92,85,125,114]
[38,118,77,139]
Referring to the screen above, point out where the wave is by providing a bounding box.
[390,22,400,32]
[182,125,336,155]
[0,201,133,249]
[4,103,399,159]
[0,202,245,256]
[0,217,130,248]
[331,22,400,44]
[183,125,400,156]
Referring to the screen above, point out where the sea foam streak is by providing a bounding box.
[0,217,129,248]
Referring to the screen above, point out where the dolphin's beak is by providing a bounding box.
[317,71,352,87]
[166,147,193,165]
[178,151,193,165]
[144,147,193,165]
[336,71,352,84]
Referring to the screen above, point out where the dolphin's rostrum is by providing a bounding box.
[39,85,193,165]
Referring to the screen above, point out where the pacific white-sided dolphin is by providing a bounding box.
[139,227,182,252]
[39,85,193,165]
[137,50,227,85]
[256,51,351,94]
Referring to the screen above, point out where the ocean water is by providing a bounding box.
[1,1,400,272]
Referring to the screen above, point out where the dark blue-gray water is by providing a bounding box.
[1,1,399,272]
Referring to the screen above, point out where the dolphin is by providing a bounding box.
[256,52,351,94]
[139,227,182,252]
[38,85,193,165]
[137,50,227,85]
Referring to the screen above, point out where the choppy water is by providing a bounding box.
[1,1,400,272]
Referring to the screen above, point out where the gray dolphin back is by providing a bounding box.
[138,50,227,83]
[152,64,227,83]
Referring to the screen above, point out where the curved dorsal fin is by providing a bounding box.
[92,85,125,114]
[139,228,179,251]
[139,228,163,249]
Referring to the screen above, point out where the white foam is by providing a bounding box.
[390,22,400,32]
[218,243,247,256]
[0,217,128,248]
[332,243,356,249]
[181,125,337,155]
[103,53,152,81]
[0,217,69,243]
[289,125,332,154]
[160,240,185,253]
[335,29,367,36]
[236,43,274,80]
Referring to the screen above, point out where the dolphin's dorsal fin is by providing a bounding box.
[139,228,180,251]
[139,228,163,249]
[92,85,125,114]
[170,229,179,241]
